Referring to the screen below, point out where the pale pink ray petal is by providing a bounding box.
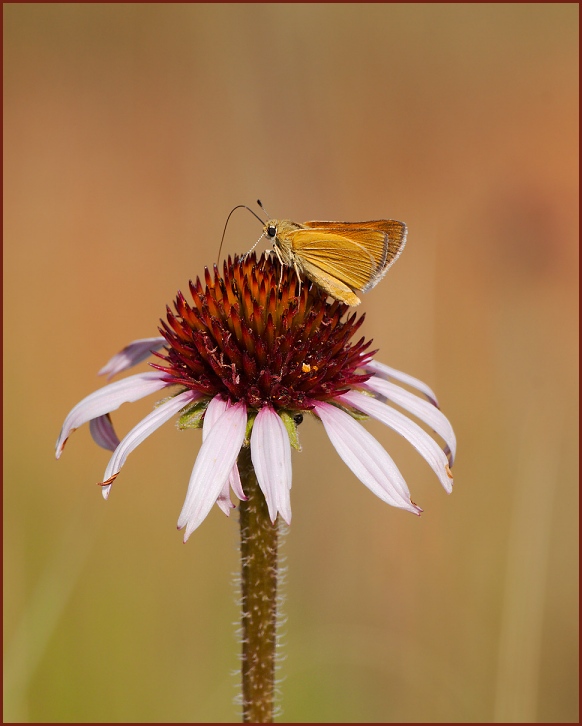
[204,398,236,516]
[56,371,170,458]
[100,390,200,499]
[178,402,247,541]
[202,395,229,432]
[251,406,292,524]
[89,414,120,452]
[216,479,235,515]
[228,464,246,502]
[313,401,421,515]
[203,395,247,507]
[364,359,439,407]
[364,376,457,465]
[98,337,167,379]
[340,390,453,493]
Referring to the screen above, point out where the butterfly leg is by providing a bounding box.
[293,260,302,296]
[272,244,286,290]
[272,243,284,267]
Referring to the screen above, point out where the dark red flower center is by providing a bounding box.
[153,253,373,410]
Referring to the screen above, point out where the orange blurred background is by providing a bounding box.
[4,4,578,722]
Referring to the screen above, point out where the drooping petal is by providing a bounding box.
[55,371,170,458]
[340,390,453,493]
[364,359,439,407]
[89,414,120,452]
[227,462,246,501]
[100,389,201,499]
[203,397,234,514]
[98,337,166,379]
[251,406,292,524]
[313,401,421,514]
[216,479,235,515]
[178,402,247,541]
[202,395,228,430]
[364,376,457,465]
[203,395,247,508]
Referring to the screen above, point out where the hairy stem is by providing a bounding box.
[238,445,278,723]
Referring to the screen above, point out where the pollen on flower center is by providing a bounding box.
[152,253,374,411]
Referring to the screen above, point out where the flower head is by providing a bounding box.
[56,253,455,541]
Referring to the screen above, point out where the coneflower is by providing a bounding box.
[56,252,455,721]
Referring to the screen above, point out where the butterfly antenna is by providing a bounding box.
[244,231,266,259]
[256,199,273,218]
[217,204,266,266]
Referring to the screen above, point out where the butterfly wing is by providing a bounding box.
[299,259,361,306]
[289,229,380,292]
[302,220,407,289]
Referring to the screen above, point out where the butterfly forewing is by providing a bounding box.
[289,229,379,291]
[302,219,407,284]
[262,215,407,305]
[360,220,407,289]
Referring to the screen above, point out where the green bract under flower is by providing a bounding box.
[154,253,374,411]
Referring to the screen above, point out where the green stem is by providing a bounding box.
[238,445,278,723]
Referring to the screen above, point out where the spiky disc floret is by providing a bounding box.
[153,253,374,411]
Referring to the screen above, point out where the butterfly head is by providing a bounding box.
[264,221,278,239]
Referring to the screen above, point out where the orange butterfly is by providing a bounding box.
[261,216,407,306]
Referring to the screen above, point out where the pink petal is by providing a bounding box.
[100,390,201,499]
[340,390,453,493]
[251,406,292,524]
[364,376,457,465]
[202,394,228,427]
[313,401,421,514]
[89,414,120,452]
[178,402,247,541]
[216,479,236,516]
[56,371,169,458]
[203,396,247,507]
[98,337,166,379]
[204,398,235,516]
[364,359,439,407]
[227,463,246,502]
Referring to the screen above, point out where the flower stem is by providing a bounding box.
[238,445,278,723]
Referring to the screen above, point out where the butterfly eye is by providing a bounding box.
[293,413,303,425]
[267,225,277,238]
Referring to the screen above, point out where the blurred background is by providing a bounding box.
[4,4,578,722]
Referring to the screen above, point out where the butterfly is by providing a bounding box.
[261,216,407,306]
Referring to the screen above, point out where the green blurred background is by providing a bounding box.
[4,4,578,722]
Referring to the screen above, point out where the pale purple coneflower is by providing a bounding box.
[56,253,454,539]
[56,252,455,721]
